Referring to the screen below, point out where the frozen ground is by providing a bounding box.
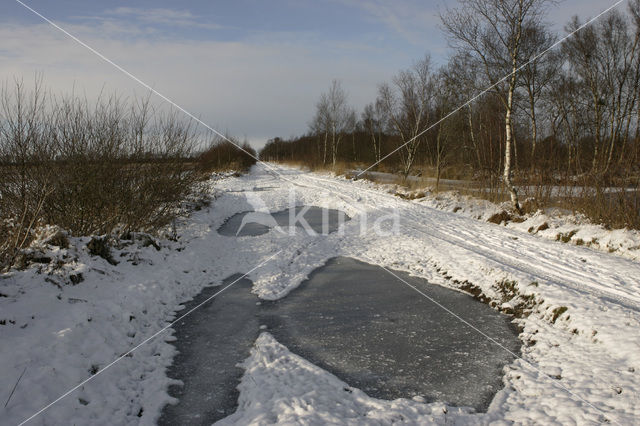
[1,163,640,424]
[401,188,640,263]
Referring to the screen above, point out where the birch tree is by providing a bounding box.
[442,0,552,212]
[377,55,435,180]
[362,102,386,163]
[311,80,355,169]
[310,94,330,166]
[519,23,558,168]
[327,80,353,169]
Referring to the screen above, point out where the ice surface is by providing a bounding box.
[161,257,520,422]
[217,206,349,236]
[159,275,259,425]
[263,257,521,411]
[217,212,271,236]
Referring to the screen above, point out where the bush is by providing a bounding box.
[0,79,200,269]
[567,177,640,230]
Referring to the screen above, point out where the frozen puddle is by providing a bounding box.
[263,257,521,411]
[217,206,349,236]
[159,275,260,425]
[160,257,520,424]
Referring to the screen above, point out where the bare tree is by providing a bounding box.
[563,10,640,174]
[362,102,386,163]
[310,93,330,166]
[262,2,640,230]
[0,80,204,269]
[630,0,640,168]
[432,67,467,192]
[599,11,640,172]
[519,23,558,168]
[377,55,435,180]
[310,80,355,169]
[0,77,52,267]
[442,0,552,212]
[327,80,355,169]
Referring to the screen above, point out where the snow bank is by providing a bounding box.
[219,333,483,425]
[356,177,640,263]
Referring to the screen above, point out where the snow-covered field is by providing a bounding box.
[2,163,640,425]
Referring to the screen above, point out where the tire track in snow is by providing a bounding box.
[267,164,640,312]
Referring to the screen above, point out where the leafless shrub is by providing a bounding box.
[0,79,201,269]
[565,176,640,229]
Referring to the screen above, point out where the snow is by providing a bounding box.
[218,333,482,425]
[389,182,640,262]
[1,163,640,425]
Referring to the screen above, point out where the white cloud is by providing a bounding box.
[336,0,620,57]
[103,7,225,30]
[335,0,445,46]
[0,16,405,147]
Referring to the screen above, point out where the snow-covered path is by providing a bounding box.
[2,163,640,425]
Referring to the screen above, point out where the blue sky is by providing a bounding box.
[1,0,617,147]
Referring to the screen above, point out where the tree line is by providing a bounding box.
[260,0,640,227]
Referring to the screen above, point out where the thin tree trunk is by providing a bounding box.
[591,89,602,173]
[468,105,482,169]
[322,132,328,166]
[505,67,521,213]
[436,127,442,193]
[502,3,523,213]
[528,92,537,171]
[352,132,356,162]
[331,125,337,169]
[370,133,379,163]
